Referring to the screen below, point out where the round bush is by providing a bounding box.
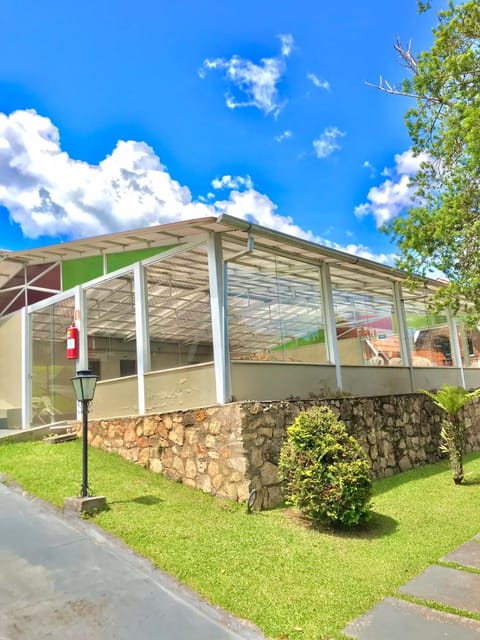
[278,405,372,527]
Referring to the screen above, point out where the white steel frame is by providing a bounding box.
[18,229,469,428]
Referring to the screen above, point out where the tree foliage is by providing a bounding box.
[382,1,480,321]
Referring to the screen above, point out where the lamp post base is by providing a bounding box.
[64,495,107,514]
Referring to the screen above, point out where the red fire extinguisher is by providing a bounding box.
[66,323,79,360]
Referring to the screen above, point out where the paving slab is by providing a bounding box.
[442,540,480,570]
[0,482,265,640]
[399,564,480,613]
[0,425,51,442]
[343,597,480,640]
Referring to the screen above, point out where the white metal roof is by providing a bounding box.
[1,214,442,296]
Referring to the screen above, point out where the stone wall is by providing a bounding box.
[241,395,480,508]
[82,405,251,504]
[77,393,480,510]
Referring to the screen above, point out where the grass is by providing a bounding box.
[1,440,480,640]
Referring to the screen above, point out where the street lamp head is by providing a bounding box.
[71,369,98,402]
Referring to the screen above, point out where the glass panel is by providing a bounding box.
[86,273,137,380]
[330,276,398,366]
[146,246,213,370]
[228,253,326,363]
[403,293,452,367]
[31,297,76,425]
[457,322,480,367]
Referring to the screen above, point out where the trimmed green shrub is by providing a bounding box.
[278,405,372,527]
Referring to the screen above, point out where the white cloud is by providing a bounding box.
[200,35,294,116]
[307,73,330,90]
[313,127,345,159]
[279,34,294,57]
[274,130,293,142]
[214,190,394,264]
[394,149,429,175]
[211,175,253,190]
[355,149,429,227]
[362,160,376,178]
[0,110,212,239]
[0,109,392,266]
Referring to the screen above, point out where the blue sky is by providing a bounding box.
[0,1,443,262]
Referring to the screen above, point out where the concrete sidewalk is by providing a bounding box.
[343,534,480,639]
[0,481,265,640]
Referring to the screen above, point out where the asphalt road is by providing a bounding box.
[0,481,265,640]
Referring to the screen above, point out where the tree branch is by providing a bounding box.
[394,37,418,74]
[364,79,442,103]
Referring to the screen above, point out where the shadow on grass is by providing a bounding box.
[108,494,164,506]
[333,511,399,540]
[279,507,398,539]
[373,458,450,497]
[373,452,480,497]
[461,475,480,487]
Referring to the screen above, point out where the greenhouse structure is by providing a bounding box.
[1,214,479,430]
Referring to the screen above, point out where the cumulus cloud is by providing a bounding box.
[211,175,253,190]
[0,109,392,265]
[0,110,214,239]
[313,127,345,159]
[274,130,293,142]
[200,35,294,117]
[307,73,330,90]
[355,149,429,227]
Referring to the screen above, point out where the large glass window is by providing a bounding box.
[403,293,452,367]
[146,246,213,371]
[330,273,398,366]
[86,274,137,380]
[227,252,327,363]
[455,321,480,367]
[31,296,76,425]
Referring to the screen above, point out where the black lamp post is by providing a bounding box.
[71,369,97,497]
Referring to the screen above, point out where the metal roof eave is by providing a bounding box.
[216,213,444,291]
[4,217,222,266]
[1,214,445,294]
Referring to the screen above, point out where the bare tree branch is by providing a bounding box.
[394,37,418,74]
[364,78,441,103]
[365,36,447,104]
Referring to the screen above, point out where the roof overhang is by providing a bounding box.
[0,214,444,294]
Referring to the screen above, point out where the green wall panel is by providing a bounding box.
[62,245,174,290]
[62,256,103,290]
[106,246,171,272]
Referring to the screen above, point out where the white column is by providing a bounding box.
[134,262,150,415]
[392,282,411,367]
[74,286,88,420]
[392,281,414,392]
[207,233,231,404]
[75,286,88,371]
[21,307,32,429]
[447,310,465,388]
[319,263,342,391]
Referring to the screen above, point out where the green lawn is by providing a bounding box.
[1,440,480,640]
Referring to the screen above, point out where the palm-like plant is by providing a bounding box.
[422,385,480,484]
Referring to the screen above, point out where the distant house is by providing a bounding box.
[0,214,478,429]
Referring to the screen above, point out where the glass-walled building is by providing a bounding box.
[1,215,479,429]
